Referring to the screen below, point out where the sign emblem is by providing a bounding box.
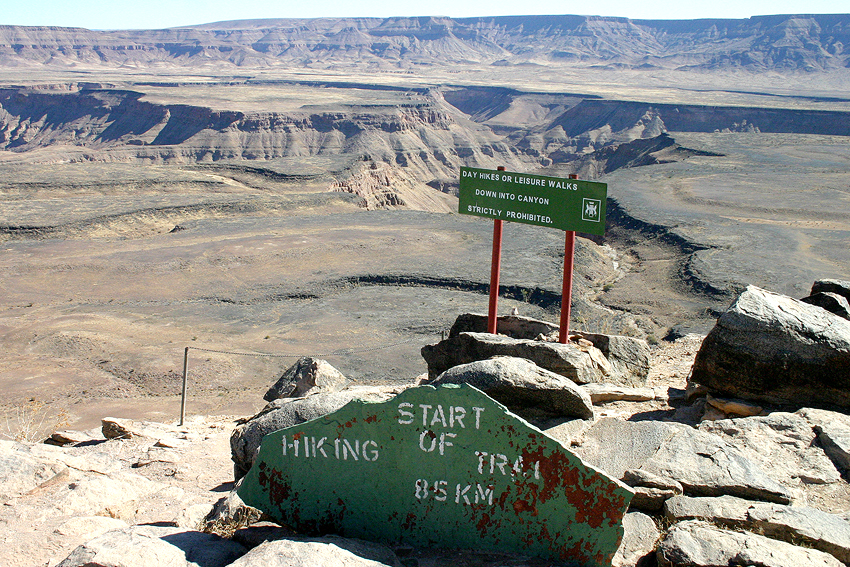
[582,198,602,222]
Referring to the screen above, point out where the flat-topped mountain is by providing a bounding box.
[1,14,848,70]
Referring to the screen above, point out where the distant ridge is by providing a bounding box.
[0,14,848,71]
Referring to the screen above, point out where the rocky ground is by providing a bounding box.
[5,329,850,567]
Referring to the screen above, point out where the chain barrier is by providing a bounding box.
[186,337,423,359]
[179,335,437,425]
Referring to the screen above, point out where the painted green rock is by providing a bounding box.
[238,384,633,566]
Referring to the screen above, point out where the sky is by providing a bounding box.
[0,0,846,30]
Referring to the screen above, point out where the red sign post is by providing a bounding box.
[458,168,606,344]
[487,167,506,335]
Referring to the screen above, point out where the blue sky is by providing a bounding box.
[0,0,846,29]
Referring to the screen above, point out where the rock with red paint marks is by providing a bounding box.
[231,385,407,479]
[426,356,594,421]
[238,384,633,567]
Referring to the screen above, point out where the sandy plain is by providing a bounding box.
[1,59,849,440]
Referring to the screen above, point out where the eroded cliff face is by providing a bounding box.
[1,14,848,71]
[2,83,849,212]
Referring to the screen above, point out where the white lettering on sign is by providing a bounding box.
[282,434,379,462]
[504,211,553,224]
[547,179,578,190]
[475,451,540,479]
[414,479,495,506]
[466,205,502,217]
[418,430,457,455]
[397,403,483,429]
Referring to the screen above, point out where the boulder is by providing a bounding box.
[571,331,651,385]
[57,525,247,567]
[54,516,129,539]
[664,495,850,564]
[0,439,68,499]
[623,469,684,513]
[426,356,593,421]
[801,292,850,320]
[613,512,660,567]
[230,385,405,479]
[263,357,349,402]
[571,418,686,480]
[797,407,850,472]
[690,285,850,408]
[227,537,399,567]
[572,418,792,504]
[52,471,168,520]
[444,313,650,384]
[640,427,792,504]
[698,412,841,485]
[422,331,630,385]
[657,520,843,567]
[449,312,558,339]
[704,394,763,417]
[582,383,658,403]
[811,278,850,303]
[540,417,593,447]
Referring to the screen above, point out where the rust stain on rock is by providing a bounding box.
[239,384,632,567]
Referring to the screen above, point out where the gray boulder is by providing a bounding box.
[227,537,399,567]
[573,418,792,504]
[698,412,841,485]
[640,427,792,504]
[57,525,247,567]
[690,285,850,408]
[231,385,405,479]
[622,469,684,513]
[613,512,660,567]
[802,292,850,320]
[797,407,850,472]
[657,520,843,567]
[263,357,349,402]
[572,331,651,385]
[0,440,67,500]
[421,331,634,385]
[449,312,559,339]
[444,313,650,384]
[582,383,658,403]
[664,495,850,564]
[571,418,685,480]
[426,356,593,421]
[812,278,850,302]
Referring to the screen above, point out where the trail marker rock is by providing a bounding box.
[238,384,633,566]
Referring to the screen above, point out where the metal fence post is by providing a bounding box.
[179,346,189,426]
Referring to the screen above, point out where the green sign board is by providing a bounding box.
[238,384,632,566]
[458,167,607,235]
